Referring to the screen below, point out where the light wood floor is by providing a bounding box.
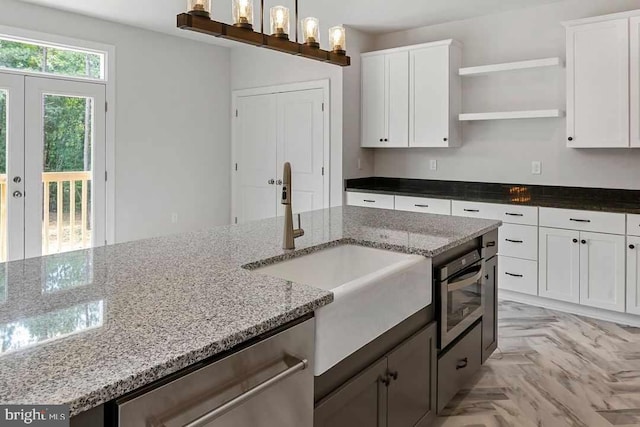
[435,300,640,427]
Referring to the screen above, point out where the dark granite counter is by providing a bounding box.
[345,177,640,214]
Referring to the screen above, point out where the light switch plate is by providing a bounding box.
[531,161,542,175]
[430,160,438,171]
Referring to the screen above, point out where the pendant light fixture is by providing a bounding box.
[178,0,350,67]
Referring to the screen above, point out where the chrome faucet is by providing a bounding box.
[282,162,304,250]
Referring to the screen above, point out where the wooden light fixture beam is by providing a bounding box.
[177,0,350,67]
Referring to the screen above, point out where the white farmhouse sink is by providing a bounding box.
[256,244,432,376]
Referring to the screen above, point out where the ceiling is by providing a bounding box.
[20,0,568,46]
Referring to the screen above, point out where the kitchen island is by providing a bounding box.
[0,206,500,424]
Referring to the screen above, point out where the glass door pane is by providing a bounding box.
[0,72,25,262]
[25,77,105,259]
[42,94,94,255]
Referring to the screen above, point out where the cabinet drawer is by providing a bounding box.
[452,201,538,225]
[394,196,451,215]
[437,322,481,413]
[346,192,395,210]
[498,256,538,296]
[629,214,640,237]
[499,224,538,261]
[539,207,626,235]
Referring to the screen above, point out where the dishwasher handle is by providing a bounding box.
[182,356,309,427]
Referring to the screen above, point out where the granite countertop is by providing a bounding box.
[345,177,640,214]
[0,206,499,416]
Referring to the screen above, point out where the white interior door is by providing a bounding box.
[539,227,580,304]
[579,232,626,313]
[276,89,325,216]
[235,94,278,223]
[0,73,25,262]
[567,19,629,148]
[24,77,106,259]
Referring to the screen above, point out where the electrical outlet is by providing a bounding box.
[430,160,438,171]
[171,213,179,224]
[531,161,542,175]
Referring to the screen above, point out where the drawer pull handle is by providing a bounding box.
[388,371,399,381]
[182,356,308,427]
[456,358,469,370]
[485,241,496,248]
[505,239,524,244]
[414,204,429,208]
[505,213,524,217]
[570,218,591,223]
[363,200,376,203]
[505,272,524,278]
[380,375,390,386]
[464,209,480,213]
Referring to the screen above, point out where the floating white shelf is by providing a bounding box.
[459,57,564,76]
[459,109,565,121]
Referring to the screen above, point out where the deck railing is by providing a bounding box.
[0,171,92,260]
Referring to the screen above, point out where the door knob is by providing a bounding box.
[13,176,21,184]
[12,191,23,198]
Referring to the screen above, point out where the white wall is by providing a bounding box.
[0,0,231,243]
[371,0,640,190]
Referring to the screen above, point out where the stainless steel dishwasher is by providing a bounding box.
[116,318,314,427]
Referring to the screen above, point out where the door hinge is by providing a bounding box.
[322,103,325,112]
[234,217,238,224]
[235,109,238,117]
[235,163,238,172]
[321,166,325,176]
[105,102,108,113]
[105,171,108,181]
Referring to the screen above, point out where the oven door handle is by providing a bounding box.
[447,267,484,292]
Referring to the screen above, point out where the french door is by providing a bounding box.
[0,72,106,261]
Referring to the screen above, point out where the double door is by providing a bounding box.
[0,72,106,261]
[539,228,626,312]
[234,88,326,224]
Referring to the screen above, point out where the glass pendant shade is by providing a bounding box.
[232,0,254,29]
[187,0,211,18]
[329,26,346,54]
[270,6,290,39]
[301,17,320,48]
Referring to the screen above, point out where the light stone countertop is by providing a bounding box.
[0,206,500,416]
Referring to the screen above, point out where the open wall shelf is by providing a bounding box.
[459,109,565,121]
[459,57,563,76]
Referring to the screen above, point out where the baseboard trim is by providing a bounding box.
[499,290,640,328]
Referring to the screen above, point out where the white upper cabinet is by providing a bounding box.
[361,40,461,148]
[631,17,640,148]
[566,18,630,148]
[410,42,461,147]
[361,51,409,147]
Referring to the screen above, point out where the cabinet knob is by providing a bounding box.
[568,137,574,141]
[379,138,383,142]
[631,244,637,250]
[384,138,388,142]
[388,371,398,381]
[443,137,448,142]
[581,239,587,245]
[573,238,578,243]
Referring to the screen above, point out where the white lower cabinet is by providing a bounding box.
[539,227,626,312]
[539,228,581,304]
[499,256,538,296]
[627,238,640,315]
[579,232,626,312]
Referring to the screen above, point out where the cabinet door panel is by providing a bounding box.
[386,52,409,147]
[628,238,640,315]
[410,46,449,147]
[315,359,387,427]
[567,19,629,148]
[362,55,386,148]
[387,323,436,427]
[539,228,580,303]
[631,17,640,148]
[482,256,498,364]
[579,232,626,312]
